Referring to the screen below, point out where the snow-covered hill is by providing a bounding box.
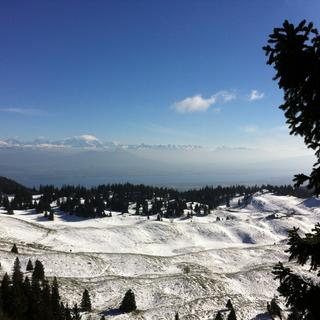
[0,192,319,319]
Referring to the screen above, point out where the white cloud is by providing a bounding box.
[173,90,236,113]
[173,95,215,113]
[249,90,264,101]
[215,90,236,102]
[0,108,46,115]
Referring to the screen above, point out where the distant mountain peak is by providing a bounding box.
[0,136,202,151]
[56,135,104,148]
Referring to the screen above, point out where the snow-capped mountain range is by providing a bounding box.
[0,135,202,150]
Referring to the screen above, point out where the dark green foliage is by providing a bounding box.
[228,307,237,320]
[11,244,18,254]
[226,299,237,320]
[215,311,223,320]
[267,298,282,319]
[2,196,10,211]
[100,316,105,320]
[51,277,61,320]
[1,273,11,315]
[263,20,320,195]
[273,260,320,319]
[277,228,318,315]
[0,309,13,320]
[286,225,320,273]
[26,259,33,272]
[226,299,233,309]
[80,289,92,312]
[0,259,74,320]
[36,197,51,214]
[49,211,54,221]
[12,257,23,287]
[0,174,311,221]
[63,304,72,320]
[41,279,52,320]
[72,303,81,320]
[120,289,137,313]
[32,260,45,283]
[0,176,31,195]
[265,20,320,320]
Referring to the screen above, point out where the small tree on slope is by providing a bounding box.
[228,307,237,320]
[11,244,18,254]
[26,259,33,272]
[119,289,137,313]
[226,299,233,310]
[80,289,92,312]
[215,311,223,320]
[32,259,45,282]
[72,303,81,320]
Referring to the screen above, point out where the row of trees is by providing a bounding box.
[1,248,239,320]
[0,245,141,320]
[0,257,92,320]
[1,181,311,220]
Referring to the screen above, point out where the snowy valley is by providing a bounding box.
[1,190,319,320]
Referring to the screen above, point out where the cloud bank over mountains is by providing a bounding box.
[0,133,314,188]
[0,135,202,151]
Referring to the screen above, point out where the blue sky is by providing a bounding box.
[0,0,319,147]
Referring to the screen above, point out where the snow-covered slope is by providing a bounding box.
[0,192,319,319]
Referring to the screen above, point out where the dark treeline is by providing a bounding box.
[0,176,312,220]
[0,257,89,320]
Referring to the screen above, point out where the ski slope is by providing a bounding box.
[0,192,319,319]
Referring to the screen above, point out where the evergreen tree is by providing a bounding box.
[11,244,18,254]
[226,197,230,208]
[0,258,72,320]
[12,257,23,285]
[215,311,223,320]
[228,307,237,320]
[32,259,45,282]
[264,20,320,320]
[63,304,72,320]
[72,303,81,320]
[226,299,237,320]
[49,210,54,221]
[80,289,92,312]
[30,273,42,319]
[12,258,24,320]
[51,277,61,320]
[175,312,180,320]
[226,299,233,309]
[1,273,11,315]
[267,298,282,320]
[2,196,9,210]
[119,289,137,313]
[264,20,320,194]
[23,276,33,320]
[135,203,140,215]
[273,240,320,319]
[41,279,52,320]
[26,259,34,272]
